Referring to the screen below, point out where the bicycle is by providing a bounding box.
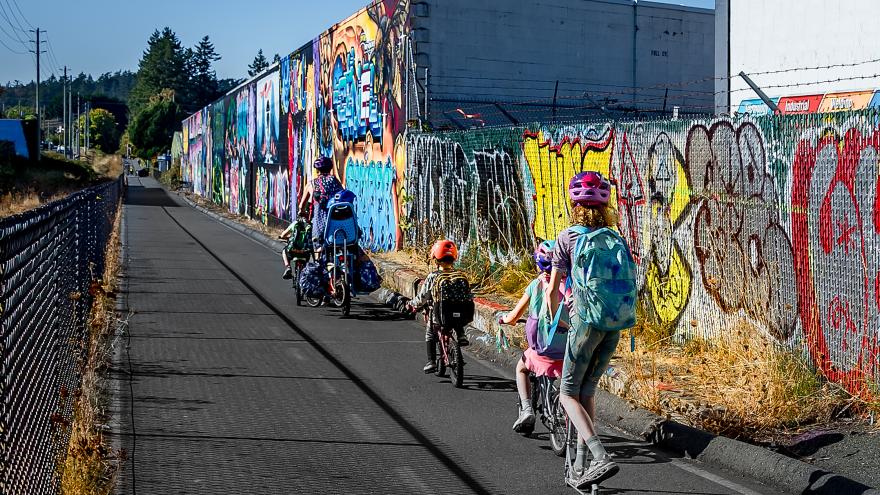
[432,318,465,388]
[325,229,356,316]
[529,373,567,456]
[288,250,310,306]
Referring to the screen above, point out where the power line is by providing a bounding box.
[0,32,24,53]
[7,0,33,30]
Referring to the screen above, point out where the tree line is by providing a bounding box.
[0,27,276,158]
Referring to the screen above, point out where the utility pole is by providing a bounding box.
[29,28,46,161]
[84,101,89,156]
[67,90,72,158]
[75,93,80,158]
[62,66,67,155]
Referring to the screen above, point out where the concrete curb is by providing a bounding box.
[174,191,879,495]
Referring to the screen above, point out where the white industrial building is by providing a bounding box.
[714,0,880,115]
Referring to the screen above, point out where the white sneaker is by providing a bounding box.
[512,407,535,434]
[572,456,619,489]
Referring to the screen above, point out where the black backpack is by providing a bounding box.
[431,271,474,328]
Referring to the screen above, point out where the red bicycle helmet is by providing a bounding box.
[430,239,459,262]
[568,171,611,206]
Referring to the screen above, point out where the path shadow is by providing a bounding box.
[456,374,517,392]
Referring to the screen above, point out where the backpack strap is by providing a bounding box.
[547,275,572,338]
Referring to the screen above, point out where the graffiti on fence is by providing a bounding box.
[522,126,614,241]
[686,121,798,341]
[406,134,530,261]
[792,123,880,395]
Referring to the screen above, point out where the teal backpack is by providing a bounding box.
[567,226,637,331]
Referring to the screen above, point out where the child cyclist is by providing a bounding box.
[278,218,311,280]
[408,239,470,373]
[499,240,567,434]
[546,171,637,490]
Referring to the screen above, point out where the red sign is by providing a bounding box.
[777,94,823,114]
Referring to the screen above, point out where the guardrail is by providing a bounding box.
[0,177,123,495]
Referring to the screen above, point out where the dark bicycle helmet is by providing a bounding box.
[314,156,334,172]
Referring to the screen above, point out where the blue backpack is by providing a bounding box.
[567,226,637,331]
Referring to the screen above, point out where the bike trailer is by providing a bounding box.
[431,271,474,327]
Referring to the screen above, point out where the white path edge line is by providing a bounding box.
[670,459,766,495]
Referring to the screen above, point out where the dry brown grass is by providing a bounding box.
[57,207,124,494]
[89,153,123,179]
[0,190,71,217]
[616,320,860,440]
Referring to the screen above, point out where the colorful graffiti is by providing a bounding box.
[404,112,880,396]
[345,157,397,251]
[406,133,531,261]
[792,124,880,395]
[256,71,280,164]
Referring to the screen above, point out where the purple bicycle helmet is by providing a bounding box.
[534,240,556,273]
[314,156,334,172]
[569,171,611,206]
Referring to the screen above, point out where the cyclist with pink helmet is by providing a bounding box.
[546,171,632,490]
[499,239,568,434]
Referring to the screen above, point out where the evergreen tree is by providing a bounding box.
[129,27,192,115]
[190,36,222,108]
[248,49,269,77]
[272,53,281,64]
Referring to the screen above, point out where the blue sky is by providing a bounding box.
[1,0,715,85]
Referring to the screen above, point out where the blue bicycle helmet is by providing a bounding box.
[534,239,556,273]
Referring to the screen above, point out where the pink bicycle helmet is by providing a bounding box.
[534,240,555,273]
[568,171,611,206]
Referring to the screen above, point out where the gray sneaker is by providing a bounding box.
[570,456,619,489]
[512,407,535,434]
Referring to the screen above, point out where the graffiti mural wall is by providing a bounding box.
[183,0,410,235]
[405,111,880,397]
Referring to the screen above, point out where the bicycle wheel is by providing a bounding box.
[293,264,303,306]
[449,337,464,388]
[434,340,447,378]
[549,390,567,457]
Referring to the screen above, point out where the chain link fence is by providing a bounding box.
[0,177,123,495]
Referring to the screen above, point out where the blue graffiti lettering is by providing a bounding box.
[345,157,396,251]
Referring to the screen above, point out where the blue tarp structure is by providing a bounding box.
[0,119,31,159]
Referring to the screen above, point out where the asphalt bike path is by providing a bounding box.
[113,177,777,494]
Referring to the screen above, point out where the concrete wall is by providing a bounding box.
[718,0,880,113]
[416,0,714,117]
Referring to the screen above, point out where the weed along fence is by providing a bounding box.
[0,178,122,494]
